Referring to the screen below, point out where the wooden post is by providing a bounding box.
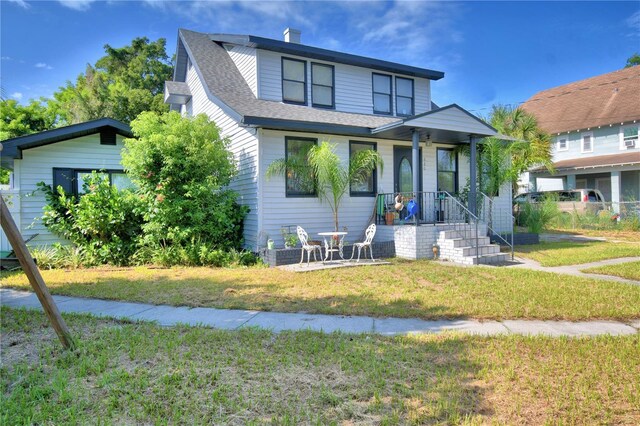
[0,195,75,350]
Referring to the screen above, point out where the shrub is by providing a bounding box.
[38,172,144,266]
[122,111,248,251]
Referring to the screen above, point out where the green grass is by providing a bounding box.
[583,261,640,281]
[1,307,638,425]
[2,260,640,320]
[516,241,640,267]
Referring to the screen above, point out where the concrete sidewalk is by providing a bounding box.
[507,256,640,285]
[2,288,638,337]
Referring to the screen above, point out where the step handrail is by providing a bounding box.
[441,191,480,263]
[478,191,514,260]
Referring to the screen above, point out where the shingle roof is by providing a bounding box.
[178,29,404,130]
[521,66,640,135]
[531,152,640,173]
[0,118,131,168]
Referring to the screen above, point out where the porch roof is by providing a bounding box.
[371,104,498,143]
[531,152,640,174]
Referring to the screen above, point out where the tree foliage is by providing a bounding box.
[266,141,383,231]
[121,111,247,250]
[38,173,144,266]
[0,99,59,141]
[53,37,172,124]
[625,53,640,68]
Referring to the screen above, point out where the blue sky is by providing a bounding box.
[2,0,639,116]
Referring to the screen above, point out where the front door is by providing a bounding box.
[393,146,422,194]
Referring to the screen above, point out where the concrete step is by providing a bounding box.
[462,252,511,265]
[439,229,485,240]
[457,244,501,257]
[437,236,490,248]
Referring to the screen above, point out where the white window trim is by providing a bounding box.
[557,137,568,152]
[581,132,593,153]
[619,124,638,150]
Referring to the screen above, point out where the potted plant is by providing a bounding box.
[385,208,395,225]
[284,233,298,248]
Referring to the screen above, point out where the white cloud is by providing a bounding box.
[627,10,640,37]
[57,0,97,11]
[11,92,23,100]
[7,0,30,9]
[1,56,12,61]
[35,62,53,70]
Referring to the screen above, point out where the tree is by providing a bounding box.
[266,141,383,231]
[0,99,59,140]
[121,111,247,250]
[53,37,173,124]
[625,53,640,68]
[1,99,61,184]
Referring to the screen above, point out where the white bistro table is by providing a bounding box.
[318,231,348,262]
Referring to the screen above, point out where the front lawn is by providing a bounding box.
[2,260,639,320]
[583,261,640,281]
[2,307,638,425]
[515,241,640,267]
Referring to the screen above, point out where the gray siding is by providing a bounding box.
[228,45,258,98]
[257,50,431,116]
[259,130,512,247]
[186,63,260,250]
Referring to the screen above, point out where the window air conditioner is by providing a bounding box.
[625,139,636,148]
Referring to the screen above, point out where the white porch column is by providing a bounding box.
[610,171,621,213]
[566,174,576,190]
[411,130,420,196]
[469,136,477,215]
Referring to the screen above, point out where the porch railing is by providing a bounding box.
[478,192,514,260]
[376,191,481,263]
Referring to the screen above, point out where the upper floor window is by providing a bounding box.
[372,73,392,114]
[282,58,306,105]
[581,132,593,153]
[621,125,638,149]
[349,141,377,196]
[311,63,334,108]
[557,137,568,151]
[285,137,317,197]
[396,77,414,116]
[437,148,457,193]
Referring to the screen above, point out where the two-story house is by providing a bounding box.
[521,66,640,211]
[164,28,512,264]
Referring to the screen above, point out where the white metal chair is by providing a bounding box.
[349,223,376,262]
[297,226,322,266]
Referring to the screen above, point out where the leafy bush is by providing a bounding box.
[38,172,144,266]
[122,111,248,251]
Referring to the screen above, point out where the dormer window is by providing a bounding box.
[311,63,334,108]
[396,77,414,116]
[557,137,567,151]
[621,125,638,149]
[282,57,306,105]
[581,132,593,153]
[372,73,392,114]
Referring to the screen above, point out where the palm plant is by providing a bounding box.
[266,141,383,231]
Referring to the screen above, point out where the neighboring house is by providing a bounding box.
[521,66,640,209]
[0,118,133,252]
[165,28,512,263]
